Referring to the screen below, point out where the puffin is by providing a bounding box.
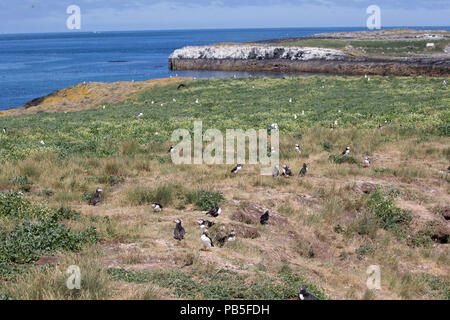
[2,127,6,134]
[272,165,280,177]
[227,230,236,242]
[177,83,186,90]
[289,98,292,103]
[299,284,319,300]
[195,98,199,104]
[172,98,176,102]
[197,219,215,229]
[295,144,301,153]
[173,219,185,241]
[200,229,214,251]
[134,112,143,118]
[282,164,293,177]
[206,206,222,218]
[260,210,270,225]
[152,203,163,212]
[301,110,305,116]
[342,146,350,155]
[168,146,174,153]
[231,164,242,174]
[294,114,297,119]
[329,124,334,131]
[299,163,308,176]
[364,156,371,167]
[378,124,383,130]
[89,188,103,206]
[268,123,278,131]
[40,140,45,145]
[443,80,447,85]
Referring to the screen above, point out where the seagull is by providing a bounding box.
[272,165,280,177]
[231,164,242,174]
[282,164,293,177]
[260,210,270,225]
[295,144,301,153]
[299,163,308,176]
[197,219,215,229]
[173,219,185,241]
[364,156,371,167]
[134,112,143,118]
[152,203,163,212]
[206,206,222,218]
[342,146,350,155]
[89,188,103,206]
[201,229,214,251]
[168,146,174,153]
[299,284,318,300]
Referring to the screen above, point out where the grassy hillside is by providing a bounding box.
[0,76,449,300]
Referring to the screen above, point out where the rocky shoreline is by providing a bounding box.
[169,45,450,76]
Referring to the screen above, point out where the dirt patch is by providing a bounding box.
[34,255,59,266]
[231,202,288,226]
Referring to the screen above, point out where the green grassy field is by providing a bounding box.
[0,76,449,300]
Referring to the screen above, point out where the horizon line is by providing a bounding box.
[1,25,450,36]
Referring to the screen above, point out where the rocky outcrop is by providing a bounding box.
[169,45,450,76]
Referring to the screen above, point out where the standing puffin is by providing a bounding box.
[227,230,236,242]
[231,164,242,174]
[89,188,103,206]
[299,284,319,300]
[200,229,214,251]
[260,210,270,225]
[152,203,163,212]
[342,146,350,155]
[282,164,293,177]
[2,127,6,134]
[168,146,174,153]
[134,112,143,118]
[173,219,185,241]
[272,165,280,177]
[299,163,308,176]
[295,144,301,153]
[364,156,371,167]
[329,124,334,131]
[197,219,215,229]
[206,206,222,218]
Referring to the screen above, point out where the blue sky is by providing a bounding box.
[0,0,448,33]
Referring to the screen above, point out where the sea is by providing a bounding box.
[0,26,448,110]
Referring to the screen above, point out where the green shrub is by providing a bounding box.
[185,189,225,210]
[367,187,412,230]
[330,154,359,164]
[321,141,333,151]
[0,219,98,264]
[356,244,375,260]
[9,176,33,192]
[409,228,434,248]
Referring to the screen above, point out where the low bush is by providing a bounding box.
[184,189,225,210]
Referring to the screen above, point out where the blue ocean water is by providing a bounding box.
[0,27,448,110]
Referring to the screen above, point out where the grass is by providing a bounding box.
[0,75,448,300]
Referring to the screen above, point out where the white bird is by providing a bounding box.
[227,230,236,242]
[342,146,350,155]
[364,156,371,167]
[294,114,297,119]
[2,128,6,134]
[334,120,338,126]
[231,164,242,174]
[151,203,163,212]
[252,85,255,89]
[151,101,154,104]
[443,80,447,85]
[160,104,164,107]
[173,98,176,102]
[301,110,305,116]
[338,109,341,113]
[135,112,143,118]
[102,105,106,109]
[295,144,301,152]
[168,146,174,153]
[195,99,199,104]
[155,132,159,135]
[201,229,214,251]
[289,98,292,103]
[40,140,45,145]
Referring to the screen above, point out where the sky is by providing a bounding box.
[0,0,449,34]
